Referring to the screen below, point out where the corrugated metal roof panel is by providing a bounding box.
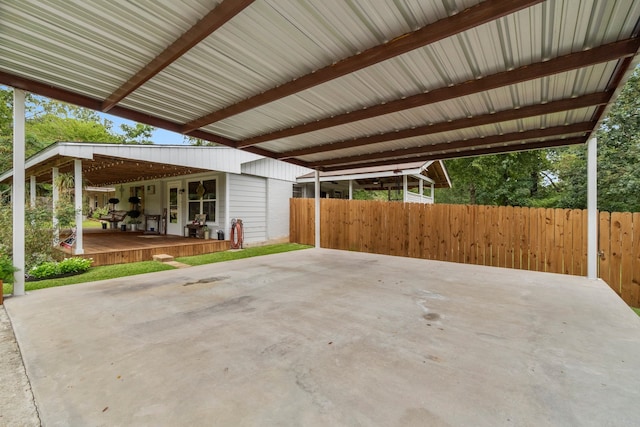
[1,0,639,170]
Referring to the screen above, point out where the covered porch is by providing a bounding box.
[58,228,229,266]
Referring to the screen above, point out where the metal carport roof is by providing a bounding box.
[1,0,640,170]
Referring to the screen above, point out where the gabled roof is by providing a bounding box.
[297,160,451,188]
[0,142,311,186]
[1,1,639,170]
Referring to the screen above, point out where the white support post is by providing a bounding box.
[52,167,59,246]
[402,175,408,203]
[419,180,424,199]
[74,159,84,255]
[348,180,353,200]
[225,174,230,240]
[587,137,598,279]
[314,170,320,248]
[12,89,26,295]
[30,175,36,208]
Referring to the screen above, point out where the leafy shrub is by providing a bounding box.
[0,252,18,283]
[29,257,92,280]
[57,257,92,274]
[0,200,64,271]
[92,206,109,219]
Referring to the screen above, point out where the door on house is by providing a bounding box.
[166,181,182,235]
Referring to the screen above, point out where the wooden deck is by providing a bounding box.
[59,229,230,266]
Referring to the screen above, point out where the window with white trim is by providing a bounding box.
[188,179,217,222]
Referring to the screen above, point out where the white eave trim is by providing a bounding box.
[297,168,424,183]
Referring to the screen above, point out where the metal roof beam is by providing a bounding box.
[101,0,254,112]
[0,71,237,147]
[238,38,640,148]
[321,137,587,172]
[310,122,594,168]
[278,92,610,159]
[181,0,542,133]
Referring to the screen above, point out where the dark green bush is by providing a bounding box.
[29,257,92,280]
[0,252,18,283]
[0,200,64,271]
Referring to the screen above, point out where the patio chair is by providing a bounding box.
[99,210,128,228]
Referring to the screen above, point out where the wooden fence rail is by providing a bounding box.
[290,198,640,307]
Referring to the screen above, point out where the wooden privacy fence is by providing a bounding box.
[290,198,640,307]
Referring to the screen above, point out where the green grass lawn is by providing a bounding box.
[2,243,311,295]
[633,307,640,317]
[82,219,104,229]
[176,243,310,266]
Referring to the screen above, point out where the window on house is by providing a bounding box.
[188,179,216,222]
[292,184,304,198]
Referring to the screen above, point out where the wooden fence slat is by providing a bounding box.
[529,207,539,271]
[562,209,572,275]
[599,212,611,285]
[620,212,633,304]
[570,209,583,276]
[544,209,554,272]
[631,213,640,307]
[610,212,623,296]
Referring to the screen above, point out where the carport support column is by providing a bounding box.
[30,175,36,208]
[315,170,320,248]
[403,175,408,203]
[52,167,60,245]
[74,159,84,255]
[12,89,25,295]
[348,180,353,200]
[587,137,597,279]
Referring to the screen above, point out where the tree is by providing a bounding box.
[119,123,154,144]
[553,67,640,212]
[436,150,549,206]
[0,87,157,173]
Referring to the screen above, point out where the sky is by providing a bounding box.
[99,112,188,145]
[2,84,190,145]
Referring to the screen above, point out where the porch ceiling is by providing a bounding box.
[2,1,640,170]
[25,154,209,186]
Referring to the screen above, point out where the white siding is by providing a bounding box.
[267,178,293,240]
[228,173,266,243]
[241,158,312,182]
[216,173,227,234]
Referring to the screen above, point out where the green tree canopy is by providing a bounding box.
[438,66,640,212]
[0,87,157,173]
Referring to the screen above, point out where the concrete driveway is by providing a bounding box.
[5,248,640,426]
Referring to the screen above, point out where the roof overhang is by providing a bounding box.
[2,1,639,170]
[297,160,451,188]
[0,142,266,186]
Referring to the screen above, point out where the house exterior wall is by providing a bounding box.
[228,173,267,243]
[266,178,293,240]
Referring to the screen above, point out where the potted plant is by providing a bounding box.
[108,198,119,210]
[126,211,142,231]
[127,196,142,231]
[203,225,210,240]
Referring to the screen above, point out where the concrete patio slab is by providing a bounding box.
[5,248,640,426]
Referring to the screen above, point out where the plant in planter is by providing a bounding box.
[108,198,120,210]
[127,196,142,230]
[203,225,210,239]
[126,210,142,230]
